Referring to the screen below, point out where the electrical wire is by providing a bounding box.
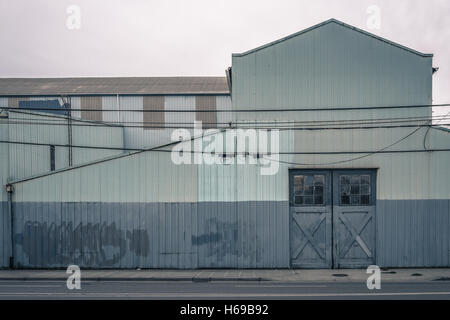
[1,132,449,155]
[2,119,450,130]
[261,126,424,166]
[4,114,450,127]
[1,103,450,113]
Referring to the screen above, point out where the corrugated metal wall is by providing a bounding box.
[11,201,289,268]
[0,202,10,268]
[10,147,290,268]
[0,109,126,267]
[232,21,432,122]
[5,110,124,180]
[1,20,448,269]
[8,125,448,268]
[377,200,449,267]
[114,95,230,149]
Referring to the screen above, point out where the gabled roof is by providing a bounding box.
[232,18,433,58]
[0,76,230,96]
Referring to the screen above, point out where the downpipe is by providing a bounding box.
[6,184,14,269]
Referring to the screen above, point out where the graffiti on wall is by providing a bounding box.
[15,221,149,267]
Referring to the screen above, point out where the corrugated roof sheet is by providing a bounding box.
[0,77,230,96]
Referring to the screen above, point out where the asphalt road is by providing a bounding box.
[0,280,449,300]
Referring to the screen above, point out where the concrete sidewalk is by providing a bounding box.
[0,268,449,282]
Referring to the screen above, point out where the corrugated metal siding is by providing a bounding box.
[0,202,10,268]
[11,201,289,268]
[377,200,450,267]
[116,95,231,149]
[7,130,450,268]
[232,21,432,121]
[289,126,450,200]
[6,111,124,181]
[12,151,198,203]
[143,96,165,130]
[197,124,294,202]
[7,111,68,179]
[0,97,8,109]
[71,124,124,165]
[2,20,448,269]
[196,96,216,129]
[216,95,232,127]
[80,96,102,121]
[69,96,81,119]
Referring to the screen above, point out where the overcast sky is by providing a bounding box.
[0,0,449,111]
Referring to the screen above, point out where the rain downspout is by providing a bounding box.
[6,183,14,269]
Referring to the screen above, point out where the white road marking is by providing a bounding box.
[235,285,328,288]
[0,285,61,288]
[0,292,449,298]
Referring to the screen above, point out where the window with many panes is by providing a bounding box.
[293,174,325,206]
[340,174,371,205]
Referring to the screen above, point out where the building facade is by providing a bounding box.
[0,19,449,269]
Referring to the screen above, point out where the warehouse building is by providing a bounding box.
[0,19,449,269]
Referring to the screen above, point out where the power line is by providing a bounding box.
[1,139,449,155]
[262,126,424,166]
[7,107,450,123]
[2,119,450,130]
[5,108,449,127]
[4,114,450,127]
[1,103,450,113]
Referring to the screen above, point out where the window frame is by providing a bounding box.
[289,170,331,207]
[333,169,377,207]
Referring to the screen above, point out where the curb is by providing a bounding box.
[0,277,268,282]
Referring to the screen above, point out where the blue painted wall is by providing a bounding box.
[8,199,450,268]
[0,202,11,268]
[377,200,450,267]
[11,201,290,269]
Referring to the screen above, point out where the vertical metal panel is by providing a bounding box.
[101,96,118,123]
[11,200,290,268]
[195,96,216,129]
[143,96,165,130]
[119,96,144,149]
[5,110,123,182]
[376,199,450,267]
[0,97,8,108]
[216,96,232,127]
[0,202,10,267]
[80,96,102,121]
[117,95,223,150]
[69,97,81,119]
[9,198,448,268]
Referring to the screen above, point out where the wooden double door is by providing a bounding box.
[289,169,376,268]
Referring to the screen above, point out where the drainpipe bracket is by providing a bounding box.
[5,184,14,194]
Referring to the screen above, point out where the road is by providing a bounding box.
[0,280,449,299]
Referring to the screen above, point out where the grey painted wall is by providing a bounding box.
[376,200,450,267]
[7,199,450,269]
[11,201,290,269]
[0,202,11,268]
